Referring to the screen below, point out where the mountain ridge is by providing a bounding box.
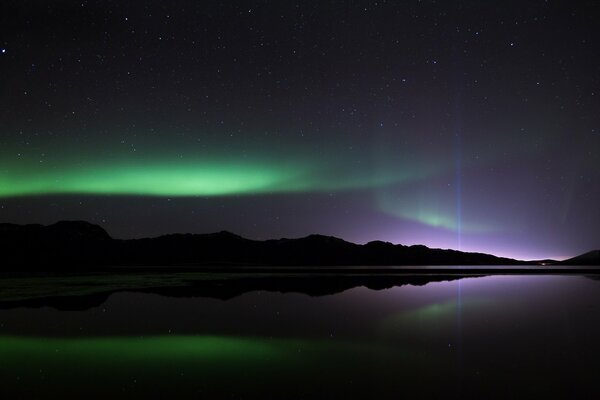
[560,250,600,266]
[0,220,596,269]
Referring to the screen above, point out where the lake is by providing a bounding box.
[1,271,599,398]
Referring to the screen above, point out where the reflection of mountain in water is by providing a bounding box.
[0,274,480,311]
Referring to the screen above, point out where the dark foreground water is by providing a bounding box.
[1,272,600,399]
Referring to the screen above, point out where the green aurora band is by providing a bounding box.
[376,188,497,233]
[0,149,437,197]
[0,140,492,233]
[0,160,302,197]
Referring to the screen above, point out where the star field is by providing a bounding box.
[0,1,599,260]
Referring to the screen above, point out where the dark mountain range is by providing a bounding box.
[2,220,596,269]
[560,250,600,266]
[0,220,542,269]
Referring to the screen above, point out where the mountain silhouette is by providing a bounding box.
[0,220,548,269]
[560,250,600,265]
[1,221,595,268]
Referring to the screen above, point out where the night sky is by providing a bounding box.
[1,1,599,260]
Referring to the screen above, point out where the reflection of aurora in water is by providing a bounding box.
[377,297,494,349]
[379,298,493,333]
[0,335,285,364]
[1,276,600,398]
[0,335,434,398]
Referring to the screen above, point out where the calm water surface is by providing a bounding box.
[1,273,599,399]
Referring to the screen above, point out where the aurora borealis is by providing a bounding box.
[1,1,599,260]
[0,143,434,197]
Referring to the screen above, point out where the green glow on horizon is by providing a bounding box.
[376,189,496,233]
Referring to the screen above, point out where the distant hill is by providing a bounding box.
[560,250,600,266]
[0,220,540,270]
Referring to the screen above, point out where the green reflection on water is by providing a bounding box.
[0,334,445,398]
[0,335,283,364]
[379,298,493,339]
